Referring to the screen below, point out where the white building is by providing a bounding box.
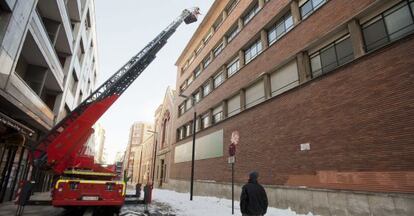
[0,0,99,202]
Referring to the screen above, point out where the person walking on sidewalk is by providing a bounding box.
[240,171,268,216]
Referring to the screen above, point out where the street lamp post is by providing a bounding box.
[179,94,196,201]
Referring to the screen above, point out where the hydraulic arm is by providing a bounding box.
[31,8,200,174]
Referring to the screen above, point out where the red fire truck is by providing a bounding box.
[28,7,200,211]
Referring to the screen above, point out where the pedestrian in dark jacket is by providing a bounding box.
[240,171,268,216]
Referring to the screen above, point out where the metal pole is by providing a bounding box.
[232,162,234,215]
[190,111,196,201]
[151,139,158,185]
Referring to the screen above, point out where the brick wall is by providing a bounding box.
[170,35,414,193]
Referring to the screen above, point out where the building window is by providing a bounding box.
[188,54,196,65]
[268,12,294,45]
[195,42,204,54]
[243,3,260,25]
[227,25,240,43]
[245,80,265,108]
[270,60,299,97]
[203,55,212,68]
[203,82,212,96]
[194,66,202,78]
[227,94,241,117]
[212,105,223,124]
[180,81,187,93]
[179,103,185,116]
[193,91,202,104]
[213,71,225,88]
[182,61,189,72]
[204,29,214,44]
[300,0,326,19]
[226,0,238,14]
[186,122,192,136]
[245,40,263,64]
[185,98,192,110]
[178,127,185,140]
[362,1,414,52]
[310,34,354,77]
[213,41,225,57]
[227,57,240,77]
[187,75,194,85]
[213,15,224,31]
[161,118,168,145]
[201,113,210,129]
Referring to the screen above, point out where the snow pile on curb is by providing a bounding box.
[153,189,314,216]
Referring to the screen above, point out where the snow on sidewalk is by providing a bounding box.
[152,189,314,216]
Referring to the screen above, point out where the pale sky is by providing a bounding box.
[94,0,214,163]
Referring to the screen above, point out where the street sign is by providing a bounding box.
[228,156,235,164]
[231,131,239,145]
[229,143,236,156]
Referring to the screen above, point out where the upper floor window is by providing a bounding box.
[245,40,263,64]
[193,91,202,103]
[185,98,192,110]
[227,25,240,43]
[203,55,212,68]
[212,105,223,124]
[195,42,204,54]
[188,54,196,65]
[187,74,194,85]
[243,3,260,25]
[179,103,185,116]
[213,71,225,88]
[201,113,210,129]
[186,122,192,136]
[194,66,202,78]
[362,0,414,52]
[213,41,225,57]
[226,0,238,14]
[227,93,241,117]
[268,12,293,45]
[203,82,212,96]
[300,0,326,19]
[310,34,354,78]
[245,80,265,109]
[182,61,189,72]
[213,15,224,31]
[227,57,240,77]
[204,29,214,44]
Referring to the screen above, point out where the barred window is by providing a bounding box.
[213,71,225,88]
[243,3,260,25]
[310,34,354,77]
[227,57,240,77]
[268,12,293,45]
[300,0,326,19]
[245,40,262,64]
[362,0,414,52]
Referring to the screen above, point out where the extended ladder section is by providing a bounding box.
[32,8,200,174]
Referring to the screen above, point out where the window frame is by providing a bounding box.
[226,57,240,77]
[244,39,263,64]
[300,0,326,19]
[361,0,414,52]
[268,12,294,45]
[309,34,354,77]
[213,41,225,57]
[213,71,225,88]
[227,25,240,43]
[243,3,260,25]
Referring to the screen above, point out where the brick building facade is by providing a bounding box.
[167,0,414,214]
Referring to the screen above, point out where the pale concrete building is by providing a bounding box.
[152,87,176,188]
[0,0,99,202]
[123,121,153,183]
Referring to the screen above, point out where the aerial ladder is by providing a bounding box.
[26,7,200,209]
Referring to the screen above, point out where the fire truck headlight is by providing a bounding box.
[118,189,122,194]
[58,188,63,192]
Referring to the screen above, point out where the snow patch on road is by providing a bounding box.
[152,189,314,216]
